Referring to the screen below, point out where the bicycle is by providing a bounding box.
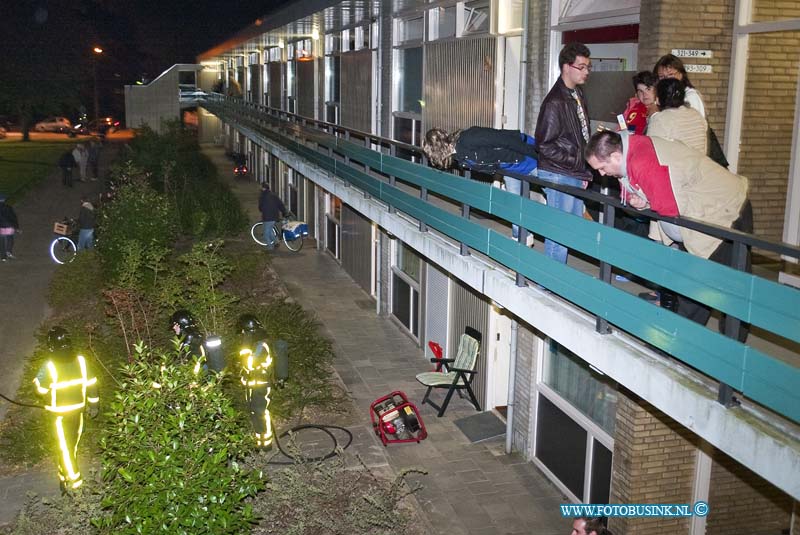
[50,218,78,264]
[250,217,308,252]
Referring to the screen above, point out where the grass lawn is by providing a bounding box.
[0,139,76,201]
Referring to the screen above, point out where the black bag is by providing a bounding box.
[707,127,729,169]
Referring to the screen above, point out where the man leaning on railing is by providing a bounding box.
[585,130,752,341]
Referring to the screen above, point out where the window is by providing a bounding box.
[398,16,424,44]
[397,47,423,114]
[391,242,422,338]
[429,6,456,40]
[462,0,490,34]
[542,341,617,434]
[398,243,421,282]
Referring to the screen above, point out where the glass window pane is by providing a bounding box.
[400,16,424,43]
[398,243,421,282]
[463,1,490,34]
[392,273,412,329]
[439,6,457,38]
[536,394,587,499]
[398,47,423,114]
[590,439,612,504]
[543,340,617,434]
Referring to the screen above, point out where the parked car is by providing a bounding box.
[0,115,16,131]
[34,116,72,133]
[0,126,6,139]
[71,117,119,137]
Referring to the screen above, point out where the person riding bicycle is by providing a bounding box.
[238,314,274,449]
[258,183,287,251]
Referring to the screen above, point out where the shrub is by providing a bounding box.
[47,250,104,310]
[94,344,263,534]
[96,169,177,279]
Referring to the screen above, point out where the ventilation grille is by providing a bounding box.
[424,36,497,133]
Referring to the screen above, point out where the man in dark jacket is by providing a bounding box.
[58,150,76,187]
[534,42,593,264]
[77,197,95,251]
[258,184,287,250]
[0,195,19,261]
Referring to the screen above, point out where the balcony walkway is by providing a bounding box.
[205,144,571,535]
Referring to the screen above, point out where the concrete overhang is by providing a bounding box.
[220,116,800,501]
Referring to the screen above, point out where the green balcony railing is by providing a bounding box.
[201,94,800,425]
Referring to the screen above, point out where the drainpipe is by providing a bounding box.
[518,0,531,133]
[505,318,518,454]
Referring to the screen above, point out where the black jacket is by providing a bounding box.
[534,78,593,181]
[58,151,75,169]
[453,127,538,175]
[258,189,286,221]
[78,203,95,230]
[0,202,18,228]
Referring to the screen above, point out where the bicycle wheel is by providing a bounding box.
[283,231,304,252]
[50,236,77,264]
[250,222,279,248]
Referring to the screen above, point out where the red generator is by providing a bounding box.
[370,391,427,446]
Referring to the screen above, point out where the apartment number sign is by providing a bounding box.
[671,49,713,59]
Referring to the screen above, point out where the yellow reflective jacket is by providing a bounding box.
[240,341,273,388]
[34,355,99,413]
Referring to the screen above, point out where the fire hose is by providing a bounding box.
[268,423,354,465]
[0,391,44,409]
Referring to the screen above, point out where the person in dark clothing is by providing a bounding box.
[258,184,287,250]
[77,197,95,251]
[535,42,594,264]
[422,126,538,239]
[0,195,20,261]
[87,140,101,181]
[58,151,76,187]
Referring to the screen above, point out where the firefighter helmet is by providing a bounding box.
[47,326,72,352]
[237,314,263,334]
[170,310,195,333]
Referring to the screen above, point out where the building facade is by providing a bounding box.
[166,1,800,533]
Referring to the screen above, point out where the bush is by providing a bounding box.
[125,122,247,238]
[97,170,177,279]
[47,250,104,310]
[94,345,263,534]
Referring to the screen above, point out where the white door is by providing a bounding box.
[487,304,511,409]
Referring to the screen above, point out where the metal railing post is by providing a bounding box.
[388,145,397,214]
[516,179,530,287]
[460,170,471,256]
[596,200,615,335]
[718,239,749,408]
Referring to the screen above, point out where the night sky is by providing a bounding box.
[0,1,283,120]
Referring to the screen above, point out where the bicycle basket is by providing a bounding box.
[282,221,308,239]
[53,222,69,235]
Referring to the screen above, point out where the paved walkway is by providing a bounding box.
[204,144,569,535]
[0,140,120,526]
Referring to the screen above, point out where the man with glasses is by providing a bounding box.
[534,42,594,264]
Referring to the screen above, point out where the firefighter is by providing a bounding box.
[169,310,206,375]
[238,314,273,449]
[33,327,98,492]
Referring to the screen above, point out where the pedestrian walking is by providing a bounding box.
[87,140,101,181]
[0,194,19,261]
[77,197,95,251]
[58,150,76,187]
[72,144,88,182]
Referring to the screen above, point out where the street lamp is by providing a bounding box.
[93,47,103,120]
